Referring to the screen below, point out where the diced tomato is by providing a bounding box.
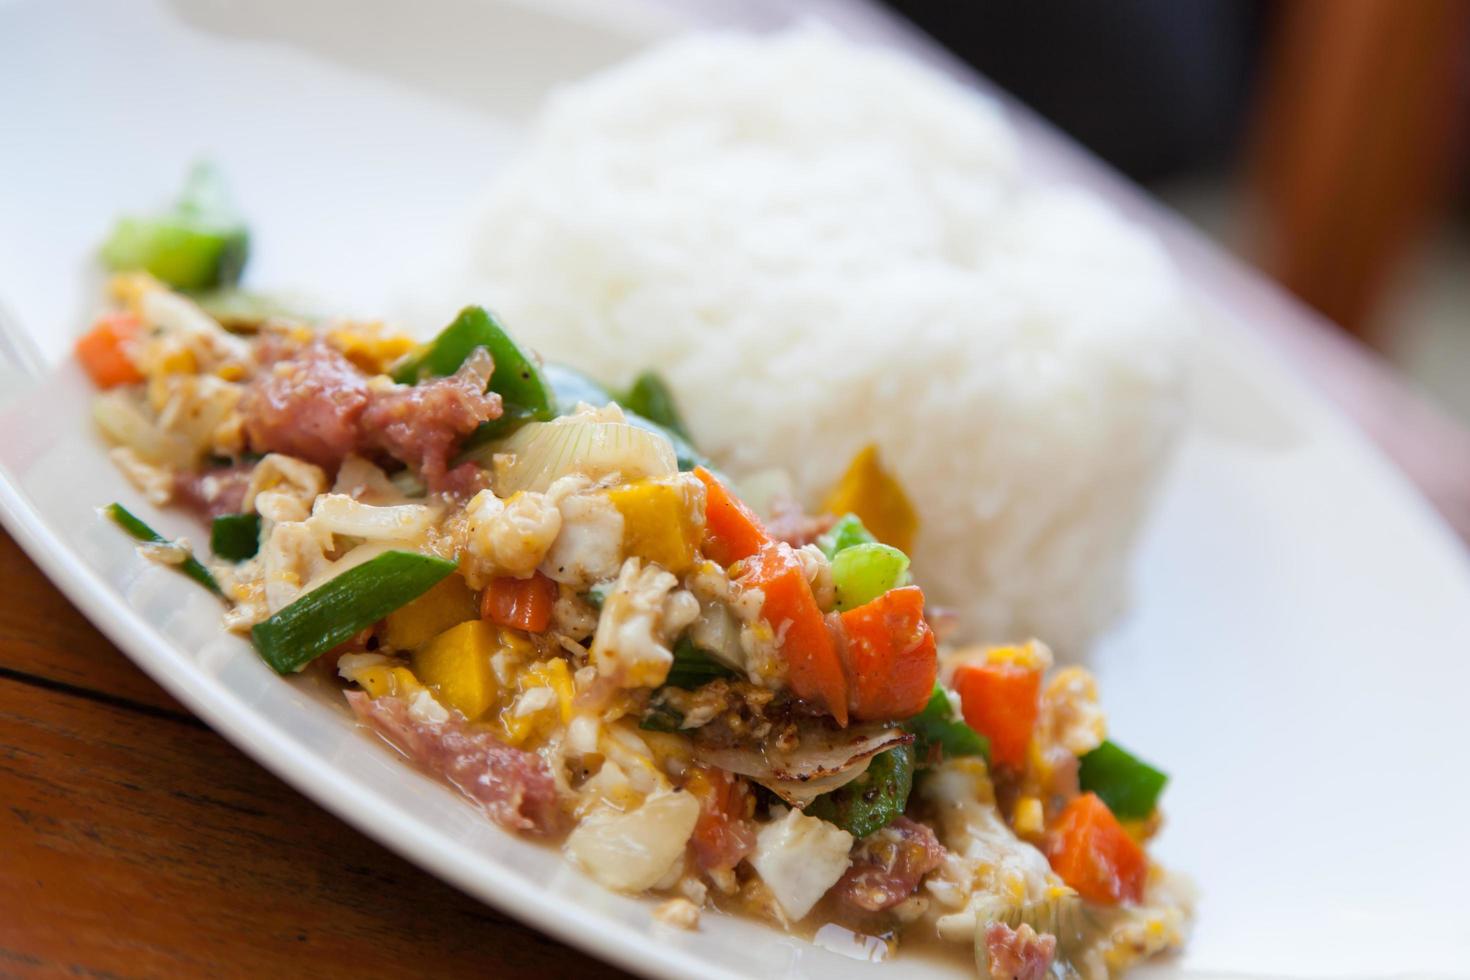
[683,765,757,872]
[694,466,770,566]
[737,541,848,726]
[839,585,937,721]
[75,312,144,388]
[1045,792,1148,905]
[480,572,557,633]
[953,660,1042,769]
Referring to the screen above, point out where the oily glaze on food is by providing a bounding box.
[79,171,1191,977]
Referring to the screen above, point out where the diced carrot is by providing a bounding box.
[839,585,938,721]
[480,572,557,633]
[694,466,770,566]
[953,660,1042,769]
[1045,792,1148,905]
[737,541,848,726]
[75,312,144,388]
[684,765,757,872]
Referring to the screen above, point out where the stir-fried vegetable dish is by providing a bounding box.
[81,170,1190,979]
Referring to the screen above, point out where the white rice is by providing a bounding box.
[449,30,1191,655]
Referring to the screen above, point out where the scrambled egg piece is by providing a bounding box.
[589,557,699,688]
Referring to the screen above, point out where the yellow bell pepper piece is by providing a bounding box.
[605,478,702,574]
[821,444,918,554]
[1012,796,1045,838]
[411,620,500,721]
[500,658,574,747]
[383,575,479,651]
[354,664,423,700]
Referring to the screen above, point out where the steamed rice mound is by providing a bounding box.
[457,31,1191,655]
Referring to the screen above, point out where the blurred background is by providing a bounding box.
[886,0,1470,424]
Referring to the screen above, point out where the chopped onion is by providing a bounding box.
[333,455,408,505]
[490,419,676,496]
[92,390,195,468]
[565,790,700,892]
[693,723,914,808]
[689,600,744,671]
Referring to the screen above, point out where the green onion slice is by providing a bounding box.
[105,503,221,595]
[210,513,261,562]
[251,550,457,674]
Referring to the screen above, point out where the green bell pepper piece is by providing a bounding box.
[1078,740,1168,820]
[100,162,250,291]
[806,743,916,839]
[392,306,557,443]
[621,371,692,441]
[906,684,989,765]
[544,362,614,413]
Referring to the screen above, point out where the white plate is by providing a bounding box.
[3,2,1469,978]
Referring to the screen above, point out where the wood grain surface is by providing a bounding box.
[0,531,631,980]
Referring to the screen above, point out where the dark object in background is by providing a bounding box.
[883,0,1264,182]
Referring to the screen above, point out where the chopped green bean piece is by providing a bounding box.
[104,503,221,595]
[251,550,457,674]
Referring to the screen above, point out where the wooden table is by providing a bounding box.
[0,531,630,979]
